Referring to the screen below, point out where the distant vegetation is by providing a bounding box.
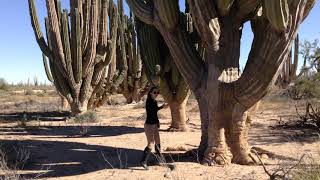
[0,78,9,91]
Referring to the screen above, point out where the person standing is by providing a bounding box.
[141,86,168,169]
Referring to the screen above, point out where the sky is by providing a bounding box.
[0,1,319,84]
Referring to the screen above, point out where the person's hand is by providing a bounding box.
[162,103,169,109]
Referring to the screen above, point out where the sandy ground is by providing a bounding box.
[0,92,319,180]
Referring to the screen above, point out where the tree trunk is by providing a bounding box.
[168,99,188,131]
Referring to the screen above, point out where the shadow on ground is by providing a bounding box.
[0,125,144,138]
[0,111,71,121]
[249,122,320,146]
[0,139,194,179]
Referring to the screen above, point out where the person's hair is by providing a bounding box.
[147,86,159,101]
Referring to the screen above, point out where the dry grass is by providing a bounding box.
[0,142,30,180]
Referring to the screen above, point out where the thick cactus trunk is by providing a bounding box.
[128,0,315,165]
[168,98,188,131]
[60,95,69,111]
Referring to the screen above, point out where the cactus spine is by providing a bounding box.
[29,0,124,114]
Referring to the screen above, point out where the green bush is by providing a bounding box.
[74,111,98,123]
[0,78,9,91]
[289,73,320,99]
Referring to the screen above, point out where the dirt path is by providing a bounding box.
[0,95,319,180]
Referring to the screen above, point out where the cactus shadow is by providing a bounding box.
[0,139,142,178]
[0,125,144,138]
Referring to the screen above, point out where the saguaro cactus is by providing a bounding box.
[29,0,124,114]
[136,19,190,131]
[276,35,300,87]
[116,1,149,103]
[127,0,316,165]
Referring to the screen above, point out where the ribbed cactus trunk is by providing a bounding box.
[168,98,189,131]
[29,0,124,115]
[128,0,316,165]
[136,19,191,131]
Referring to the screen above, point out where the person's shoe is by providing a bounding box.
[155,144,166,164]
[141,147,151,170]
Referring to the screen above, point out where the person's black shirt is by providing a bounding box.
[145,98,163,125]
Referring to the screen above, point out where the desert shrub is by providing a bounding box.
[0,141,30,169]
[287,73,320,100]
[291,155,320,180]
[293,169,320,180]
[24,89,33,95]
[0,78,9,91]
[74,111,99,136]
[74,111,98,123]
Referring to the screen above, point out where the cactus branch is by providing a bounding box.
[125,0,153,24]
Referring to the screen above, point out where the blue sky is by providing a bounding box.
[0,1,319,84]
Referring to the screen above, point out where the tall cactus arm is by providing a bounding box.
[292,34,299,79]
[72,8,82,83]
[215,0,234,16]
[82,0,91,52]
[118,0,128,72]
[157,24,205,92]
[235,0,261,23]
[103,2,119,67]
[262,0,289,32]
[61,10,75,84]
[46,0,68,74]
[154,0,180,30]
[97,0,109,51]
[28,0,53,58]
[186,0,220,49]
[42,54,54,83]
[92,3,119,79]
[126,0,153,25]
[83,0,99,77]
[112,0,128,90]
[303,0,316,20]
[55,0,62,26]
[235,0,311,108]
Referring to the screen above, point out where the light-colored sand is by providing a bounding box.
[0,94,319,180]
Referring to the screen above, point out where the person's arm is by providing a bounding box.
[158,103,168,110]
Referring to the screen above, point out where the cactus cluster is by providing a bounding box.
[29,0,124,114]
[116,0,149,103]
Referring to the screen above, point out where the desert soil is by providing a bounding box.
[0,91,319,180]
